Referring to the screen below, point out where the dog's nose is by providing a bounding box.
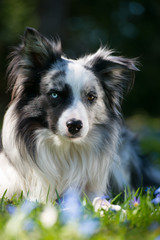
[66,119,83,135]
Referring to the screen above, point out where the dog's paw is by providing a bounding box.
[92,197,126,215]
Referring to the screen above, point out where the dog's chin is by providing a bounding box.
[58,132,87,144]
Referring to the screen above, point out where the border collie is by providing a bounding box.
[0,28,159,210]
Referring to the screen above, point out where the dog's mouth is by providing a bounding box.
[68,135,79,138]
[65,133,83,140]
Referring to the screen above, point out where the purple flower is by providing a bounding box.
[131,197,140,207]
[100,195,110,200]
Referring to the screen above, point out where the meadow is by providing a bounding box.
[0,186,160,240]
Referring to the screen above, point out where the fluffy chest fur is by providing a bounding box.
[35,129,112,200]
[1,101,117,201]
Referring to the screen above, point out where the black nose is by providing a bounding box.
[66,118,83,135]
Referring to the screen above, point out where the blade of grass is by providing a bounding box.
[111,192,122,204]
[0,189,7,212]
[46,185,51,203]
[55,188,61,204]
[134,187,140,197]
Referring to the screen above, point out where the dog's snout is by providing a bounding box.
[66,118,83,135]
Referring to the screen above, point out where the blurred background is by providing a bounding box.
[0,0,160,161]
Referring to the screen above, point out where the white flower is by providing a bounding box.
[40,205,58,228]
[5,211,26,236]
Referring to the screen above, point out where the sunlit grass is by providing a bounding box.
[0,187,159,240]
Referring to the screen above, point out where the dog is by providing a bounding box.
[0,27,159,209]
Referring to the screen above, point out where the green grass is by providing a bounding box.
[0,188,160,240]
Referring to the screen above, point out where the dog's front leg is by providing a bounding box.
[92,197,125,213]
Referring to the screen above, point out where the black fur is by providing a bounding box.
[7,28,70,160]
[88,54,138,114]
[7,27,62,100]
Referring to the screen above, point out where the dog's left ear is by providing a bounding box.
[23,27,62,69]
[84,48,139,109]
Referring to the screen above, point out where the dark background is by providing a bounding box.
[0,0,160,120]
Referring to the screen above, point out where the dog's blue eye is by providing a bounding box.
[51,92,59,99]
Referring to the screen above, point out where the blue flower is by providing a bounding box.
[21,200,37,216]
[152,187,160,205]
[60,188,82,224]
[145,187,152,194]
[152,196,160,205]
[6,205,17,215]
[78,217,100,237]
[155,235,160,240]
[59,188,101,237]
[154,187,160,196]
[23,219,35,232]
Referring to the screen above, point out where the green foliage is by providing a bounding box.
[0,0,38,44]
[127,115,160,165]
[0,188,160,240]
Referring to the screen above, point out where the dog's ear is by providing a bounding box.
[84,48,139,110]
[7,28,62,99]
[23,27,62,69]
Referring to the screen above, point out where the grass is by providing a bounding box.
[0,188,159,240]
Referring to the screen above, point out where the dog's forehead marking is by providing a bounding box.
[65,61,96,96]
[42,68,65,92]
[43,59,97,97]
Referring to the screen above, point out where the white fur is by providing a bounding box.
[0,102,114,201]
[0,96,116,201]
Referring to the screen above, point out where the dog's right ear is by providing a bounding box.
[23,27,62,69]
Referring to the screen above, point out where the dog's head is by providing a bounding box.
[8,27,138,144]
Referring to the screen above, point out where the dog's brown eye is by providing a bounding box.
[88,95,94,101]
[87,93,97,102]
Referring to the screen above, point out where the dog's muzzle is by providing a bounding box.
[66,118,83,136]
